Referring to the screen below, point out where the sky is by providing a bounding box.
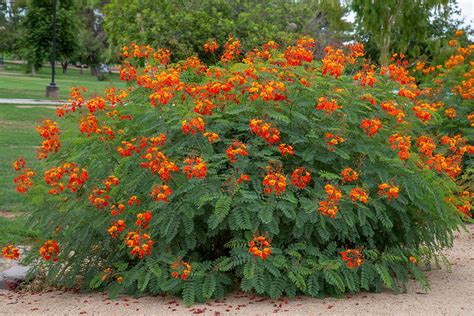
[458,0,474,27]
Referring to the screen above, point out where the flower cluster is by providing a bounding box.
[2,245,20,260]
[249,119,281,144]
[263,169,287,196]
[249,236,271,260]
[325,133,345,152]
[151,184,172,202]
[340,249,364,268]
[226,141,248,162]
[291,167,311,189]
[44,163,89,195]
[171,259,192,280]
[318,184,343,218]
[316,97,341,114]
[388,133,411,161]
[350,187,369,204]
[136,211,153,229]
[183,157,207,179]
[278,143,294,156]
[108,220,126,238]
[125,232,153,258]
[360,118,382,137]
[39,240,60,261]
[182,117,205,135]
[378,183,400,200]
[36,120,60,160]
[341,167,358,183]
[13,158,36,193]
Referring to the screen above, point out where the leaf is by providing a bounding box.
[202,274,217,299]
[182,281,195,306]
[208,195,232,230]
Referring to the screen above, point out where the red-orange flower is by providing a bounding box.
[171,259,192,280]
[249,119,281,145]
[108,220,126,238]
[318,184,343,218]
[36,119,61,160]
[291,167,311,189]
[39,240,60,261]
[204,40,218,53]
[136,211,153,229]
[183,157,207,179]
[360,118,382,137]
[316,97,341,114]
[237,174,250,184]
[13,168,36,193]
[226,141,248,162]
[151,184,172,202]
[340,249,364,268]
[325,133,345,152]
[263,170,287,196]
[182,117,205,135]
[12,158,26,171]
[341,167,359,183]
[124,232,153,258]
[388,133,411,161]
[378,183,400,200]
[350,187,369,204]
[278,143,294,156]
[249,236,271,260]
[2,245,20,260]
[203,132,219,143]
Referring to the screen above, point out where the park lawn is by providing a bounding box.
[0,104,78,245]
[0,62,126,100]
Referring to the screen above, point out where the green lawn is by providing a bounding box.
[0,104,77,245]
[0,62,126,100]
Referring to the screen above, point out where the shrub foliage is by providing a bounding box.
[8,35,473,304]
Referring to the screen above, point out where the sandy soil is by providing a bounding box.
[1,225,473,315]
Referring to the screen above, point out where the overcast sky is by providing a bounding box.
[458,0,474,27]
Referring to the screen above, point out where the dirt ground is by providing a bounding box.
[1,224,473,315]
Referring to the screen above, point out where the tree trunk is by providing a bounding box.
[61,60,68,74]
[31,64,36,77]
[90,65,98,76]
[379,13,394,66]
[80,65,83,75]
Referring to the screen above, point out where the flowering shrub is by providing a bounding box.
[8,37,472,305]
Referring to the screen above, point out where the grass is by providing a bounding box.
[0,103,77,245]
[0,61,126,100]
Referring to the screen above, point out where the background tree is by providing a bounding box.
[21,0,80,75]
[103,0,351,62]
[76,0,109,78]
[0,0,27,59]
[350,0,449,65]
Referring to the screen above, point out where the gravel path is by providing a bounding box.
[0,98,65,105]
[1,224,473,315]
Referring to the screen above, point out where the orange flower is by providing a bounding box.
[316,97,341,114]
[388,133,411,161]
[194,99,216,116]
[278,144,294,156]
[444,108,457,119]
[249,119,281,145]
[409,256,417,263]
[263,170,287,196]
[249,236,271,260]
[291,167,311,189]
[183,157,207,179]
[128,195,140,206]
[325,133,345,152]
[89,188,110,208]
[204,40,218,53]
[221,37,241,63]
[170,259,192,280]
[12,158,26,171]
[117,277,123,284]
[44,163,88,195]
[203,132,219,143]
[226,141,248,162]
[455,30,464,36]
[350,187,369,204]
[36,119,61,160]
[39,240,60,261]
[340,249,364,268]
[107,220,126,238]
[378,183,399,200]
[140,147,180,181]
[136,211,153,229]
[124,232,153,258]
[182,117,205,135]
[2,245,20,260]
[341,167,359,183]
[237,174,250,184]
[322,46,346,78]
[13,168,36,193]
[151,184,172,202]
[360,118,382,137]
[318,184,343,218]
